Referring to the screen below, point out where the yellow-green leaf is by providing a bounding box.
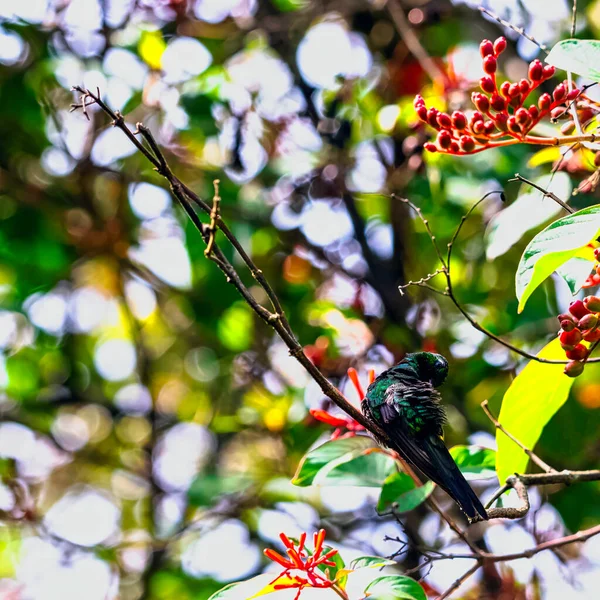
[138,30,166,70]
[527,147,561,168]
[496,338,574,483]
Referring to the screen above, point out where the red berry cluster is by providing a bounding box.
[414,37,580,155]
[582,248,600,288]
[558,297,600,377]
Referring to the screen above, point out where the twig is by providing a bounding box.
[481,400,556,474]
[435,563,480,600]
[571,0,578,39]
[205,179,221,257]
[477,6,548,53]
[385,0,445,83]
[509,173,574,214]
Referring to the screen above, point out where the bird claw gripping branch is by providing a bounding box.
[415,37,581,155]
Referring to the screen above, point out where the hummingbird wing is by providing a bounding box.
[373,384,488,521]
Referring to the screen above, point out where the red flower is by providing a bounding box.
[264,530,341,600]
[309,367,375,439]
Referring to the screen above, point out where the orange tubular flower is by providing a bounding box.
[264,529,341,600]
[309,367,375,439]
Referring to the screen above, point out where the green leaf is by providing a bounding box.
[208,575,274,600]
[486,173,573,260]
[449,445,497,480]
[321,451,396,487]
[349,556,397,570]
[556,256,595,295]
[515,204,600,313]
[496,338,574,483]
[377,472,434,512]
[364,575,427,600]
[546,39,600,81]
[188,474,252,506]
[291,436,374,486]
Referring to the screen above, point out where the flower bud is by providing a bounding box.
[415,105,428,121]
[519,79,530,94]
[507,116,521,134]
[494,112,508,131]
[508,83,519,98]
[449,141,460,153]
[423,142,437,153]
[570,299,591,318]
[500,81,511,97]
[483,55,497,74]
[483,120,496,135]
[564,360,584,377]
[414,95,425,108]
[528,105,539,120]
[515,107,529,124]
[490,93,506,112]
[566,344,588,361]
[480,76,495,94]
[528,60,543,81]
[509,94,522,107]
[560,121,575,135]
[472,120,485,135]
[538,93,551,111]
[459,135,476,152]
[551,107,567,120]
[542,65,556,79]
[437,130,452,149]
[437,112,452,129]
[427,108,440,128]
[566,88,580,101]
[472,92,490,113]
[480,39,494,58]
[493,37,507,55]
[553,83,567,102]
[583,295,600,311]
[447,112,464,132]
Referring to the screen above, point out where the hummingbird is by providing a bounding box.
[362,352,488,521]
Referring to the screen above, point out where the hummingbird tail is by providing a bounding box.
[421,436,488,521]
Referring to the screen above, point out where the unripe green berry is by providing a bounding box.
[564,360,584,377]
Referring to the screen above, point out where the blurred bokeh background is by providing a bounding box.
[1,0,600,598]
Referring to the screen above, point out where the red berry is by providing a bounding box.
[551,106,567,120]
[483,55,497,74]
[480,39,494,58]
[584,328,600,342]
[583,296,600,311]
[538,93,551,111]
[459,135,476,152]
[558,312,576,323]
[483,120,496,135]
[451,111,467,130]
[564,360,584,377]
[500,81,511,97]
[494,112,508,131]
[437,112,452,129]
[528,60,543,81]
[542,65,556,79]
[507,83,519,98]
[480,76,495,94]
[472,92,490,113]
[570,299,591,319]
[560,319,575,332]
[472,120,485,135]
[553,83,567,102]
[528,105,539,120]
[580,313,599,331]
[427,108,440,128]
[493,37,507,55]
[566,88,580,101]
[560,329,583,347]
[423,142,437,153]
[414,95,425,108]
[449,141,460,153]
[566,344,588,361]
[515,107,529,124]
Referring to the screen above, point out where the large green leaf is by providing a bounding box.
[321,452,396,487]
[377,472,434,512]
[515,205,600,313]
[556,256,596,295]
[364,575,426,600]
[496,338,574,483]
[291,436,374,486]
[208,575,274,600]
[349,556,397,570]
[449,445,497,480]
[546,39,600,81]
[486,173,572,260]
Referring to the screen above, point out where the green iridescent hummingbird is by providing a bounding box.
[362,352,487,521]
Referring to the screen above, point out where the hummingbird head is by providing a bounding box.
[413,352,449,387]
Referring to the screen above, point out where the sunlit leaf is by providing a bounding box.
[321,451,396,487]
[292,436,374,486]
[556,256,595,295]
[546,39,600,81]
[515,205,600,313]
[349,556,397,570]
[208,575,275,600]
[449,445,497,480]
[377,472,434,512]
[527,147,561,168]
[496,338,574,483]
[364,575,427,600]
[486,173,572,260]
